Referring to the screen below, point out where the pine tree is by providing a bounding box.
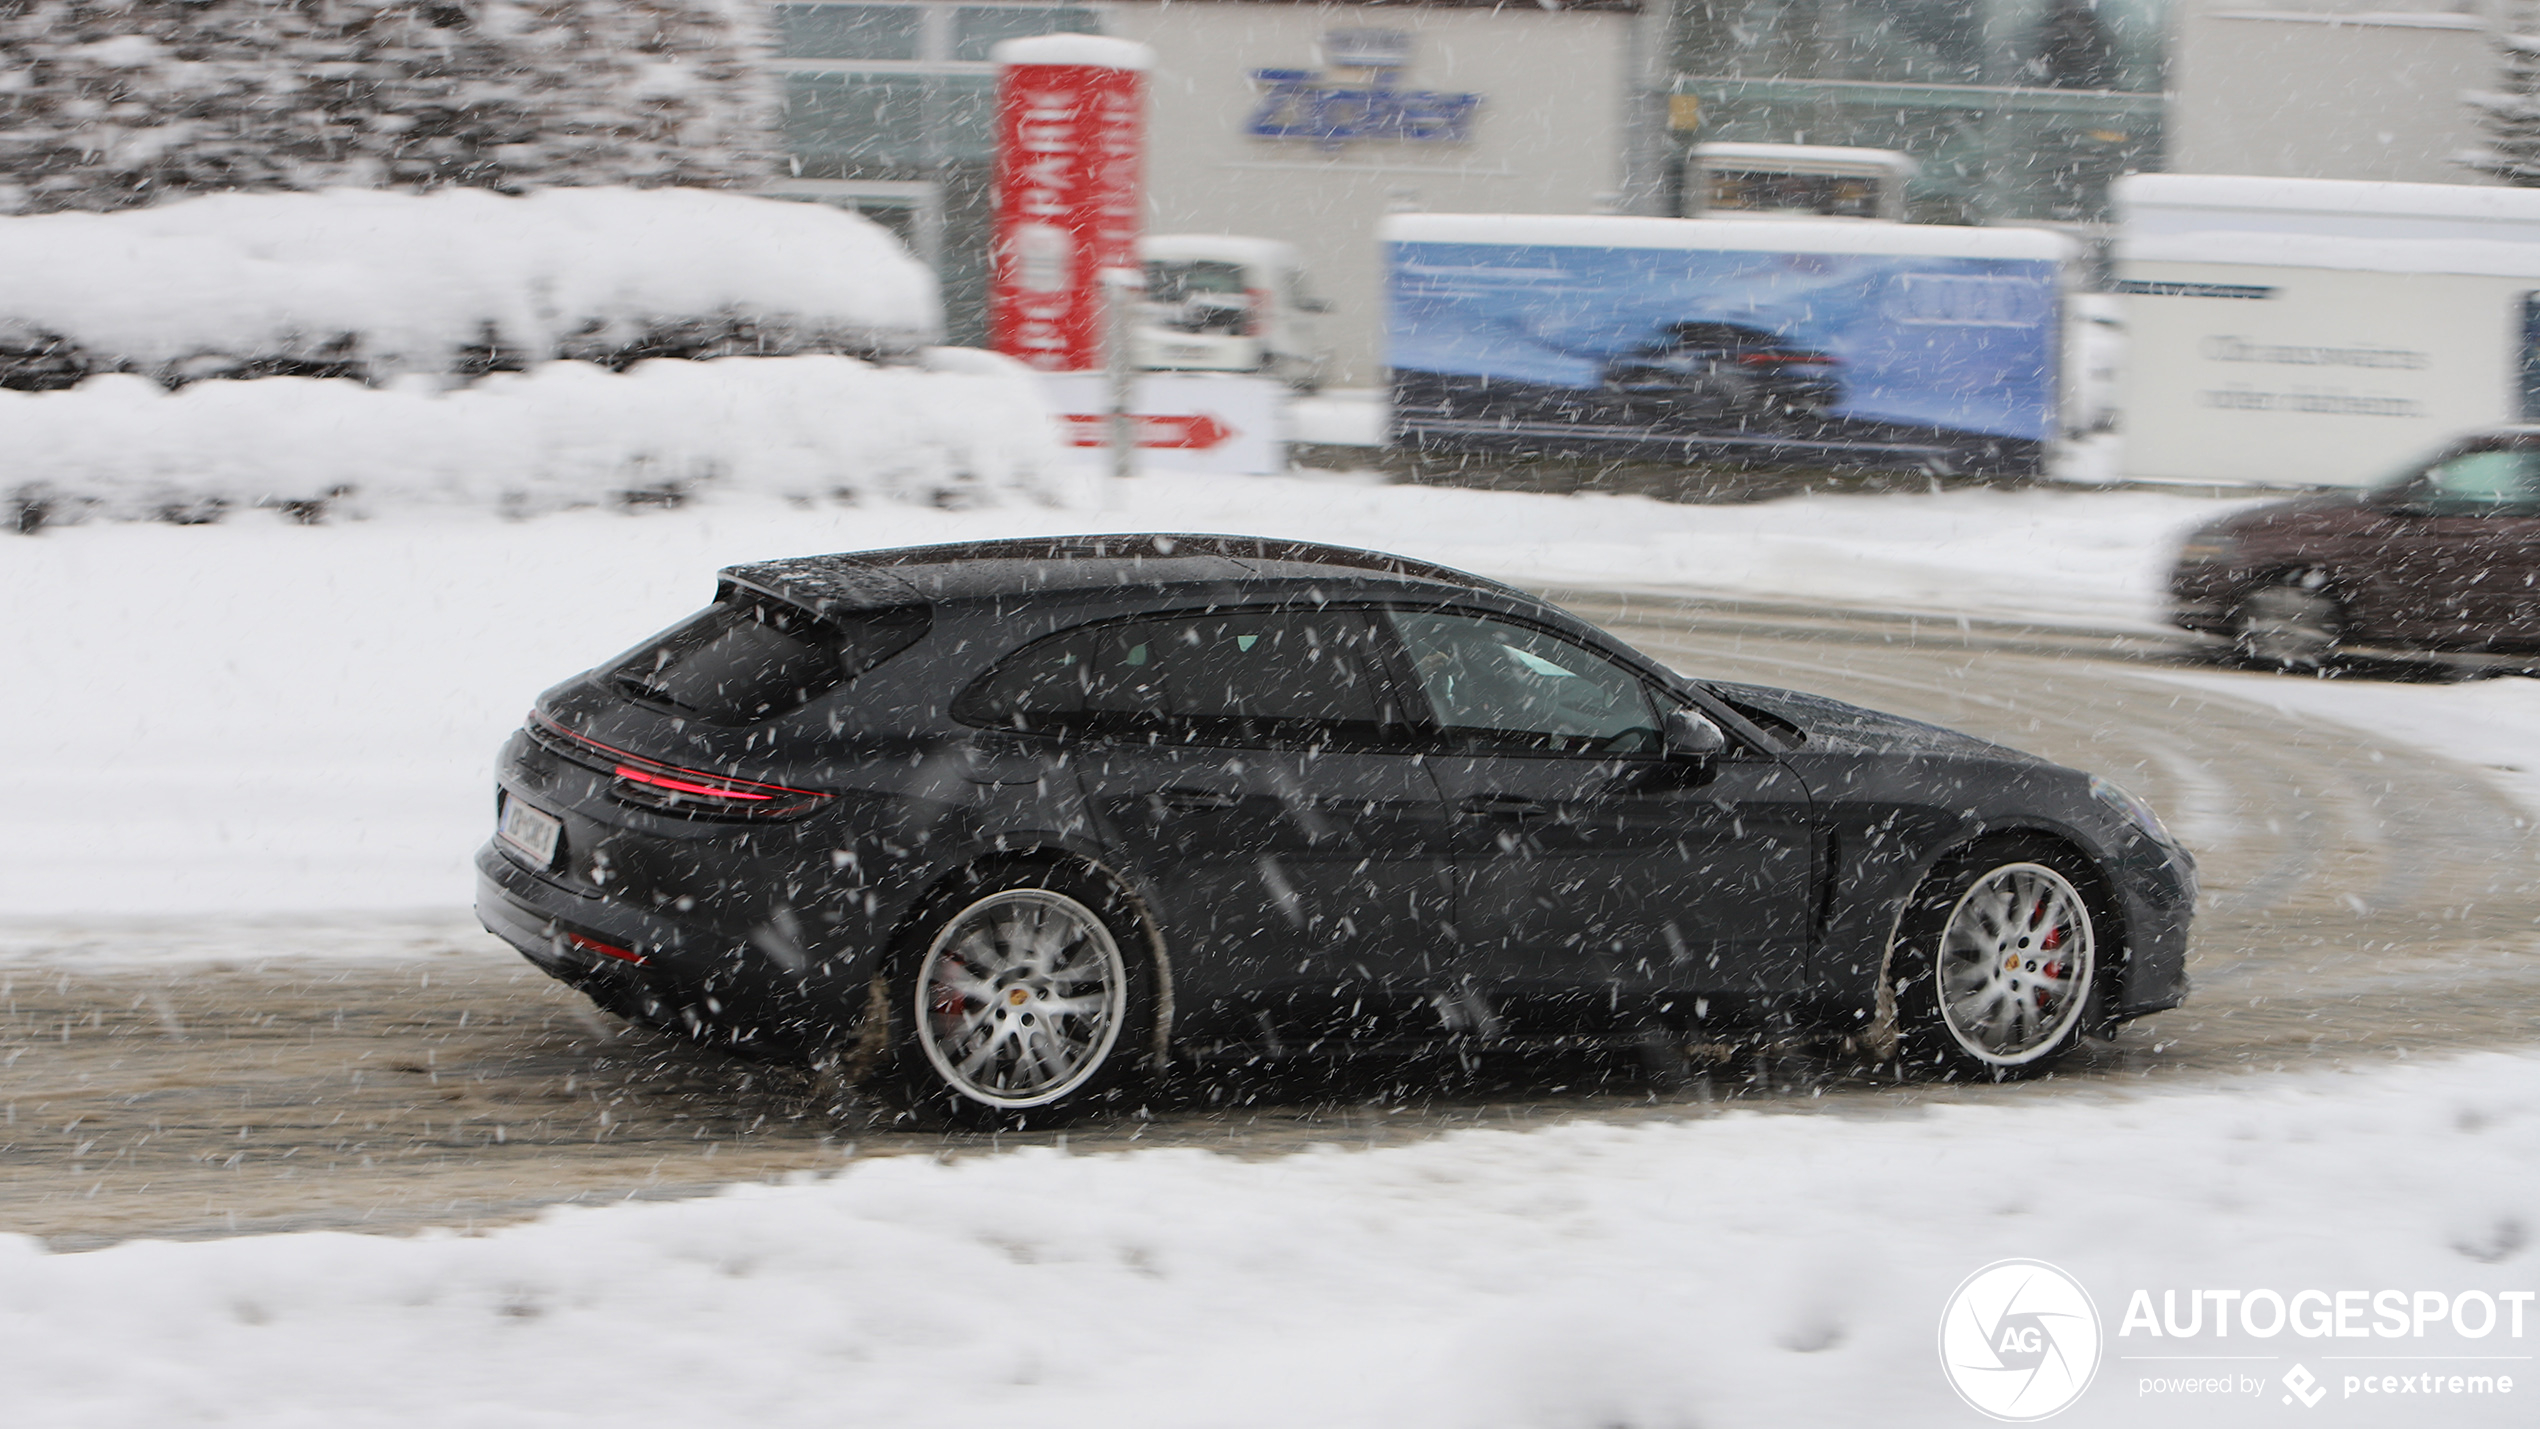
[2465,3,2540,185]
[0,1,777,216]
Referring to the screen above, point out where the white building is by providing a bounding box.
[762,0,1657,384]
[2168,0,2502,187]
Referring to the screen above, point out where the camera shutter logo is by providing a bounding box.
[1939,1259,2104,1420]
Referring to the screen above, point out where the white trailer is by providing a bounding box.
[2115,174,2540,488]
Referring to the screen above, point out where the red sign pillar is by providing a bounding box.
[989,35,1150,372]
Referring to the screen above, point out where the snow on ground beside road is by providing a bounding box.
[2143,669,2540,822]
[5,1048,2536,1428]
[0,475,2262,922]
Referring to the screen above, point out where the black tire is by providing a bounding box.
[887,864,1157,1129]
[2230,576,2342,672]
[1887,836,2105,1081]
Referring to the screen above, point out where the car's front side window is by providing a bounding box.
[1385,610,1661,755]
[958,607,1400,746]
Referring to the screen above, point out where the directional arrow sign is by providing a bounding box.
[1060,412,1239,450]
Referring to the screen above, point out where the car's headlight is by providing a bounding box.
[2175,531,2239,564]
[2089,774,2176,846]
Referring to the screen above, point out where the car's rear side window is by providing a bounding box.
[614,600,928,724]
[958,608,1400,745]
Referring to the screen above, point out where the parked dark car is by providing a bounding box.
[2171,428,2540,667]
[477,536,2194,1125]
[1599,321,1843,424]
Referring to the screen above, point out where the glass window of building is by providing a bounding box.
[765,2,1104,346]
[1670,0,2169,225]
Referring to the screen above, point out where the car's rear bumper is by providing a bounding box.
[474,840,695,1006]
[477,840,848,1051]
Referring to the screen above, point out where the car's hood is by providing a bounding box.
[1706,681,2040,762]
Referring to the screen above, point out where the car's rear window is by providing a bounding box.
[612,600,927,724]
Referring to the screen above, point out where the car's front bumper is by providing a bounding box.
[2106,836,2197,1024]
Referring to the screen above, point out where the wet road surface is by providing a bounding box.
[7,593,2537,1250]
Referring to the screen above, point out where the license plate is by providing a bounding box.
[499,796,563,868]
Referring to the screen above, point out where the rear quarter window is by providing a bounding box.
[955,607,1401,746]
[613,600,928,724]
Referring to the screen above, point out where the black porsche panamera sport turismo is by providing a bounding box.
[476,536,2195,1124]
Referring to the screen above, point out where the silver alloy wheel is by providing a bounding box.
[913,888,1128,1109]
[1934,861,2096,1065]
[2234,583,2340,669]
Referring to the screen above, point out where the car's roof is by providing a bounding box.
[721,534,1527,615]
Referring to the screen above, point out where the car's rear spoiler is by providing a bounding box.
[718,555,928,617]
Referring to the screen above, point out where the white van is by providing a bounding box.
[1136,235,1329,391]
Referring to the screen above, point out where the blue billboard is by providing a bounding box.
[1384,216,2069,474]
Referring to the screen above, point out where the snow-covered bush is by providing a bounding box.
[0,187,940,389]
[6,351,1066,525]
[0,0,774,215]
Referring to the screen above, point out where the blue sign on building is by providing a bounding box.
[1246,33,1480,150]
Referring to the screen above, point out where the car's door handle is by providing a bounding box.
[1155,786,1241,812]
[1460,794,1551,819]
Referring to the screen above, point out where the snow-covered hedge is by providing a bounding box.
[7,351,1065,525]
[0,0,775,214]
[0,187,940,388]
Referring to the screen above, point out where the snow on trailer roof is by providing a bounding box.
[1692,143,1920,178]
[2117,174,2540,240]
[2124,232,2540,279]
[1141,235,1300,268]
[1381,213,2070,261]
[2117,175,2540,276]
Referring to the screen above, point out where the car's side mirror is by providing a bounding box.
[1663,707,1729,758]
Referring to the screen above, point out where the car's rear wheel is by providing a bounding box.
[2231,577,2342,671]
[893,868,1154,1128]
[1889,838,2101,1080]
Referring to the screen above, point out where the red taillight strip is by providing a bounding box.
[530,711,827,809]
[564,931,647,966]
[612,764,775,803]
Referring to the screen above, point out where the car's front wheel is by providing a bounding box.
[1889,838,2102,1080]
[892,867,1155,1127]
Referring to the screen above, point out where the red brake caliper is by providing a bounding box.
[2037,924,2064,1006]
[932,962,970,1024]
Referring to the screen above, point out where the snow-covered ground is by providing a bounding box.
[9,473,2539,1426]
[5,1049,2535,1427]
[2144,669,2540,821]
[0,474,2254,920]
